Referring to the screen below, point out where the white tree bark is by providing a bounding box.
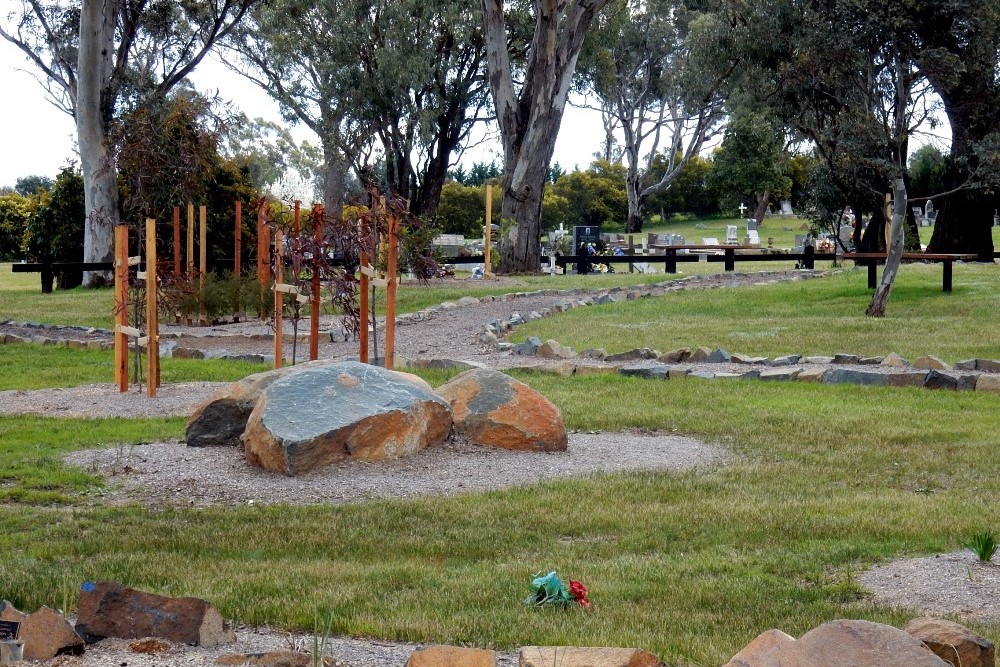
[77,0,119,286]
[866,181,906,317]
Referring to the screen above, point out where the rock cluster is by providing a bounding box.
[187,362,568,475]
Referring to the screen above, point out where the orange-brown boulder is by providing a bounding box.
[722,620,950,667]
[75,581,235,647]
[407,645,497,667]
[519,646,659,667]
[905,617,996,667]
[436,368,567,452]
[18,606,85,660]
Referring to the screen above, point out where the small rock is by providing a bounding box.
[20,606,85,660]
[924,370,960,390]
[759,367,802,381]
[519,647,659,667]
[618,363,669,380]
[832,353,861,365]
[537,339,576,360]
[859,356,885,365]
[457,296,479,307]
[605,348,658,362]
[904,616,995,667]
[513,337,542,356]
[977,375,1000,393]
[76,581,235,647]
[770,355,802,367]
[731,354,768,364]
[881,353,909,368]
[914,355,952,371]
[687,346,713,363]
[707,347,732,363]
[408,645,496,667]
[658,348,691,363]
[802,355,835,365]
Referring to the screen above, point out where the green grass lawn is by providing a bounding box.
[3,243,1000,664]
[513,263,1000,363]
[1,373,999,665]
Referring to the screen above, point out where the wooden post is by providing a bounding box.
[114,225,129,392]
[385,214,399,369]
[484,184,493,278]
[145,218,159,398]
[359,225,370,364]
[234,201,242,277]
[199,205,207,324]
[310,204,323,361]
[186,202,194,324]
[292,200,301,277]
[172,206,181,276]
[234,201,242,321]
[273,228,284,369]
[628,235,634,273]
[257,201,269,320]
[187,203,195,278]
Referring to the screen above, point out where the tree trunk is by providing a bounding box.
[866,178,907,317]
[322,145,346,220]
[482,0,610,273]
[625,167,644,233]
[752,192,771,224]
[77,0,119,287]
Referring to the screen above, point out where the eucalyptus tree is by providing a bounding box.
[585,0,728,233]
[482,0,612,272]
[227,0,488,218]
[1,0,256,286]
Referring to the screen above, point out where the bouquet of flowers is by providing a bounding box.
[524,571,592,610]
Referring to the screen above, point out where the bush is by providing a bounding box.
[22,167,85,289]
[0,193,32,261]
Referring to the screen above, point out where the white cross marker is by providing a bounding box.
[738,203,748,216]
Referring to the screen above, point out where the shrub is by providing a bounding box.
[966,530,998,562]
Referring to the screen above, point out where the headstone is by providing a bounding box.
[780,200,794,216]
[747,218,759,231]
[726,225,738,244]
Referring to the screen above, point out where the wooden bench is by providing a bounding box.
[840,252,979,293]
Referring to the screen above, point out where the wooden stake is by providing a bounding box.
[310,204,323,361]
[292,200,301,277]
[359,241,369,364]
[199,205,207,324]
[273,228,283,369]
[385,214,398,369]
[257,201,269,320]
[485,185,494,278]
[234,201,242,277]
[187,203,195,279]
[186,202,194,325]
[172,206,181,277]
[145,218,159,398]
[114,225,129,392]
[234,201,242,321]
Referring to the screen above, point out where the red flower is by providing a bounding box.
[569,580,591,610]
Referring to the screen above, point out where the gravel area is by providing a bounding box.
[0,382,226,418]
[859,551,1000,623]
[63,430,726,507]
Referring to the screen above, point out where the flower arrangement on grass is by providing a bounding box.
[524,571,592,610]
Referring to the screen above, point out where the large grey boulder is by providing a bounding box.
[186,360,338,447]
[243,361,452,475]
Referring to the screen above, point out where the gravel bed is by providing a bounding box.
[0,382,226,418]
[63,430,726,507]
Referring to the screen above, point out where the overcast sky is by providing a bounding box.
[0,39,608,192]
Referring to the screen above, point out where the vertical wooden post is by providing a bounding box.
[628,235,634,273]
[114,225,129,393]
[186,203,195,278]
[292,200,301,277]
[145,218,159,398]
[199,205,207,324]
[186,202,194,324]
[359,224,370,364]
[385,214,399,369]
[310,204,323,361]
[484,184,493,278]
[234,201,242,321]
[273,228,284,369]
[234,201,242,277]
[257,201,270,320]
[172,206,181,277]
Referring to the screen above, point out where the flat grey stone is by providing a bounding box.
[803,356,834,364]
[821,368,889,386]
[759,367,802,381]
[884,371,930,387]
[732,354,768,364]
[770,355,802,366]
[833,353,861,364]
[859,356,885,365]
[924,370,960,390]
[687,370,716,380]
[618,363,669,380]
[707,347,732,363]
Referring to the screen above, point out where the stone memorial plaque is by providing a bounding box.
[0,620,19,640]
